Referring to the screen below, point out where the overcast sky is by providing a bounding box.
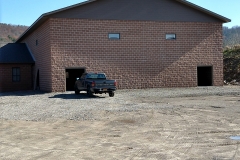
[0,0,238,28]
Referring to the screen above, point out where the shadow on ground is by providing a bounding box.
[0,90,107,99]
[0,90,46,97]
[48,93,106,99]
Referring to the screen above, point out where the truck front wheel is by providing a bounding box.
[109,92,115,97]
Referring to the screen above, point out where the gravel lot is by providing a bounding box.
[1,86,240,159]
[0,86,240,121]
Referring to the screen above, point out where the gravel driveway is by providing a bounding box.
[1,86,240,160]
[0,86,240,121]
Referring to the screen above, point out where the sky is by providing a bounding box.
[0,0,239,28]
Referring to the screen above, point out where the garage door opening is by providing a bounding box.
[66,68,85,91]
[197,66,213,86]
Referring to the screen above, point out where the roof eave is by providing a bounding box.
[176,0,231,23]
[16,0,96,42]
[42,0,96,16]
[0,62,35,64]
[16,15,48,42]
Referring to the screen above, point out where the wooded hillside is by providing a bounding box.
[223,26,240,47]
[223,45,240,83]
[0,23,28,47]
[222,26,240,83]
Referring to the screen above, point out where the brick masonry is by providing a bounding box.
[22,18,223,92]
[22,20,52,92]
[0,64,33,92]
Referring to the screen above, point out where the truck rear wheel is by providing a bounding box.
[75,87,80,95]
[87,87,93,97]
[109,92,115,97]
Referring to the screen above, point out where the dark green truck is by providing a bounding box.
[74,73,117,97]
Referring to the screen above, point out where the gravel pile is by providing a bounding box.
[0,86,239,121]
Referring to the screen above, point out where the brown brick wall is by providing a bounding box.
[0,64,33,92]
[21,20,52,92]
[49,18,223,92]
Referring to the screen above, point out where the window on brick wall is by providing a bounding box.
[36,40,38,46]
[108,33,120,40]
[166,34,176,40]
[12,67,21,82]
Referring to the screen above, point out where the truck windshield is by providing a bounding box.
[86,74,106,79]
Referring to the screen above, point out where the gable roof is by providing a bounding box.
[175,0,230,22]
[0,43,35,64]
[16,0,231,42]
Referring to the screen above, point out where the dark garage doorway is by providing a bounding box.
[197,66,213,86]
[66,68,85,91]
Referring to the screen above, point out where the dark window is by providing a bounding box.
[36,40,38,46]
[108,33,120,40]
[166,34,176,40]
[12,67,21,82]
[86,73,106,79]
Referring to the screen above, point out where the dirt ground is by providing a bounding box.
[1,92,240,159]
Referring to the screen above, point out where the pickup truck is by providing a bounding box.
[74,73,117,97]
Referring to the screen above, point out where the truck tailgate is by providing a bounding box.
[95,80,115,88]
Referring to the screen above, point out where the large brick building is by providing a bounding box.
[0,0,230,92]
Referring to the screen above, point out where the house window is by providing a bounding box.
[12,67,21,82]
[36,40,38,46]
[108,33,120,40]
[166,34,176,40]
